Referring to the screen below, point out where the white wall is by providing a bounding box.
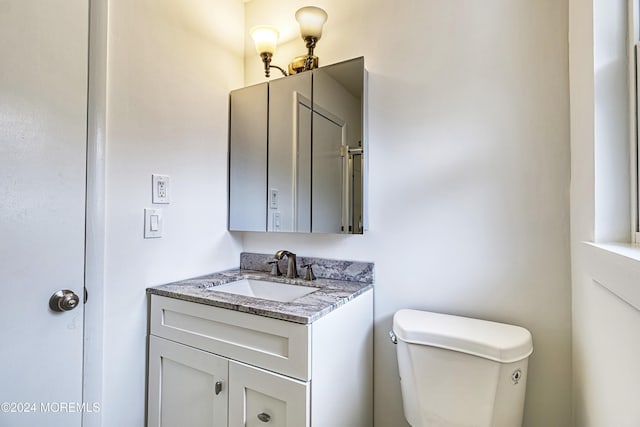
[101,0,244,424]
[243,1,572,426]
[569,0,640,424]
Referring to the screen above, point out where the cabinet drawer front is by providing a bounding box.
[150,295,311,380]
[229,361,309,427]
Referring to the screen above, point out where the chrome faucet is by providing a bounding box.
[274,250,298,278]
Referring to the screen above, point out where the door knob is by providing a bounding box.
[49,289,80,312]
[257,412,271,422]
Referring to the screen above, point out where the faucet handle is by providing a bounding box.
[267,260,281,276]
[302,264,316,281]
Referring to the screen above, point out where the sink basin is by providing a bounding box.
[212,279,319,302]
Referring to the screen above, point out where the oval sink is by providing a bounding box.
[212,279,319,302]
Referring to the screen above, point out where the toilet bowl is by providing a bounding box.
[391,309,533,427]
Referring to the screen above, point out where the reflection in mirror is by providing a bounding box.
[311,57,365,233]
[228,82,268,231]
[268,73,312,232]
[296,93,312,232]
[350,149,365,233]
[310,103,344,233]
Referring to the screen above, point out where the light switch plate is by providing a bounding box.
[144,208,163,238]
[273,211,281,231]
[152,174,170,204]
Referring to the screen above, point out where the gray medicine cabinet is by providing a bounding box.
[228,56,367,234]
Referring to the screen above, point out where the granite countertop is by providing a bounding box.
[147,253,374,324]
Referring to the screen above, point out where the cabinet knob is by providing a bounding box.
[257,412,271,422]
[215,381,223,395]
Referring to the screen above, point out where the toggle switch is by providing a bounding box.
[144,208,163,238]
[273,211,281,231]
[150,214,159,231]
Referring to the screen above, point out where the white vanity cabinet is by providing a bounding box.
[147,291,373,427]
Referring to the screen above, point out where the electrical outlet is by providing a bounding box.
[270,188,279,209]
[152,174,170,204]
[157,181,167,198]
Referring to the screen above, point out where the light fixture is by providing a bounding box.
[250,26,287,78]
[251,6,328,78]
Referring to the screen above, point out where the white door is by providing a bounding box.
[0,1,89,426]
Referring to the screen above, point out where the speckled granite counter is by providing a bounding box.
[147,253,374,324]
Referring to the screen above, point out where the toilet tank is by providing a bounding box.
[392,309,533,427]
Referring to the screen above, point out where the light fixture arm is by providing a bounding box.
[259,52,288,78]
[270,64,288,77]
[303,36,318,72]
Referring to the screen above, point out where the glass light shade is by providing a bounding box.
[250,26,279,55]
[295,6,328,40]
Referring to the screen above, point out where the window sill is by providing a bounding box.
[581,242,640,311]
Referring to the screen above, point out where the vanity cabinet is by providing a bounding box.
[148,336,308,427]
[147,292,373,427]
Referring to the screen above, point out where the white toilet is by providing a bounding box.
[391,309,533,427]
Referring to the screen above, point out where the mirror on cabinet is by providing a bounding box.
[268,72,312,232]
[228,57,367,234]
[228,82,268,232]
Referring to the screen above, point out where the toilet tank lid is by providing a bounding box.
[393,309,533,363]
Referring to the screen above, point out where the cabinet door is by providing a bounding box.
[148,336,228,427]
[229,361,309,427]
[229,83,268,232]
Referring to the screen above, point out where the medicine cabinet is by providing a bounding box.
[228,57,367,234]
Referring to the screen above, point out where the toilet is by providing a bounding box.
[391,309,533,427]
